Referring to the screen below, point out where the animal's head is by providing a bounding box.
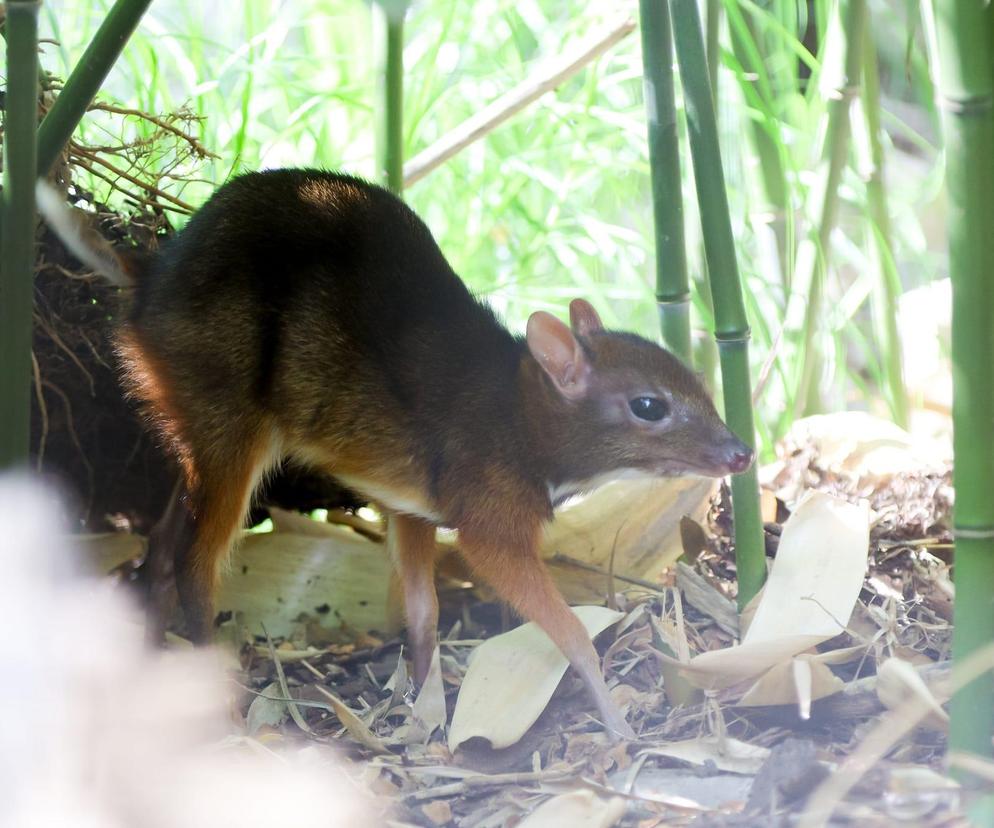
[525,299,753,482]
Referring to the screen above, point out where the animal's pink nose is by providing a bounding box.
[727,447,754,474]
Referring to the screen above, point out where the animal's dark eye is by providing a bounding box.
[629,396,668,421]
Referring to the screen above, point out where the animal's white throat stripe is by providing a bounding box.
[547,467,652,503]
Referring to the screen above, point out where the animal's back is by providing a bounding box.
[133,171,464,392]
[122,170,522,494]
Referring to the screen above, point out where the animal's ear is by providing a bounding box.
[569,298,603,337]
[526,311,590,400]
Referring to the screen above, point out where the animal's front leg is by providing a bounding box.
[458,525,634,740]
[387,512,440,685]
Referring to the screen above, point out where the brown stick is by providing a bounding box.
[402,17,636,187]
[86,102,218,159]
[405,767,578,801]
[69,145,196,213]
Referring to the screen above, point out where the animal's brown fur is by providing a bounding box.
[40,169,754,739]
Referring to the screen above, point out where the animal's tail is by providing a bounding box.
[35,181,147,288]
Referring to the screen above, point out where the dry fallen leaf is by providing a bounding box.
[517,789,626,828]
[875,658,949,730]
[408,646,448,743]
[682,492,869,702]
[776,412,948,478]
[736,654,844,711]
[419,800,453,825]
[543,477,716,581]
[448,606,624,751]
[618,768,748,810]
[218,531,397,638]
[246,681,290,735]
[640,736,770,775]
[314,685,391,754]
[675,561,738,637]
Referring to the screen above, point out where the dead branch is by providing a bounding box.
[31,352,48,471]
[402,16,636,187]
[69,144,196,213]
[87,101,218,160]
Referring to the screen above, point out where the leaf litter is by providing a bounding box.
[21,73,978,828]
[55,412,981,825]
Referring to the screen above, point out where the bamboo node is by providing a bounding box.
[655,292,692,306]
[953,527,994,540]
[714,331,752,345]
[936,94,993,117]
[828,83,860,103]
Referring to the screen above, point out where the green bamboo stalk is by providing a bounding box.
[0,0,41,470]
[860,29,909,429]
[705,0,721,109]
[695,0,721,389]
[373,0,407,194]
[36,0,153,176]
[669,0,765,609]
[931,0,994,771]
[639,0,691,364]
[792,0,867,416]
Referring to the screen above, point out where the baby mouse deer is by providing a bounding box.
[38,170,753,740]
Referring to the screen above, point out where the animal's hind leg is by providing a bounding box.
[143,475,194,646]
[175,427,277,644]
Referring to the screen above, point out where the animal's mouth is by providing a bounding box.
[653,455,753,478]
[661,440,755,478]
